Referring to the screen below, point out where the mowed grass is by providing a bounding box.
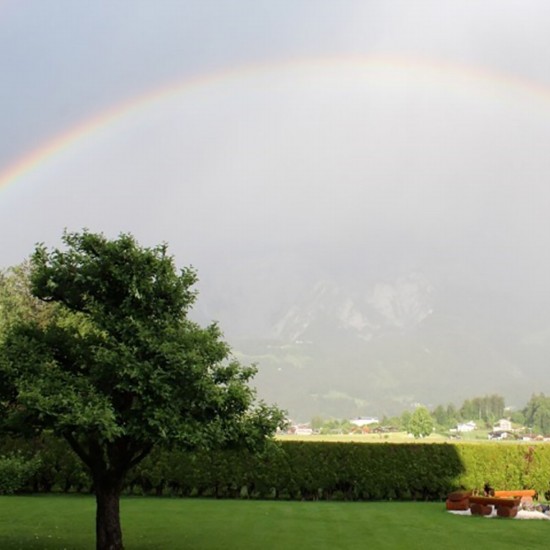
[0,496,549,549]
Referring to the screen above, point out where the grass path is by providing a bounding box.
[0,496,548,549]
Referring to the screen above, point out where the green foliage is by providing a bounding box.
[1,231,284,451]
[452,443,550,495]
[380,415,403,431]
[431,405,448,428]
[459,394,505,425]
[428,395,507,431]
[0,264,58,434]
[0,262,56,339]
[400,410,412,432]
[445,403,459,426]
[0,230,285,549]
[523,394,550,435]
[310,416,324,431]
[318,418,354,434]
[408,407,434,438]
[6,434,550,501]
[510,409,525,426]
[0,453,41,494]
[139,441,464,501]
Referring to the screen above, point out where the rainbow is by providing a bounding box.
[2,54,550,192]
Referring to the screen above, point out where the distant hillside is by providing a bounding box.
[219,271,550,421]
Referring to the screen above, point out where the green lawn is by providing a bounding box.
[0,496,548,549]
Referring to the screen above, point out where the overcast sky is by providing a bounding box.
[2,0,550,335]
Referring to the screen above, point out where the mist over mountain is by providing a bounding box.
[193,250,550,421]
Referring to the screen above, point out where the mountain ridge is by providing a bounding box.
[221,271,548,420]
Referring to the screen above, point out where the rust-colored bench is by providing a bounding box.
[469,496,521,518]
[494,490,536,504]
[446,491,472,511]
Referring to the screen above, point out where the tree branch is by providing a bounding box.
[63,432,94,471]
[127,444,154,470]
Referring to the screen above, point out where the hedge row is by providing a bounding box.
[0,453,41,495]
[2,435,550,500]
[129,441,464,501]
[0,435,89,494]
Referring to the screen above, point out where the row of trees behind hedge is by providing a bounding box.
[2,435,550,501]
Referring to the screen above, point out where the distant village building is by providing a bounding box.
[487,419,514,440]
[288,423,313,435]
[350,416,379,427]
[493,418,512,432]
[456,421,476,433]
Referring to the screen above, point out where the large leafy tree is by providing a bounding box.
[408,406,434,439]
[0,231,285,550]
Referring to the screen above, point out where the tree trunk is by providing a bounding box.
[95,484,123,550]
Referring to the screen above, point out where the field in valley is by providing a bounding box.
[276,430,494,443]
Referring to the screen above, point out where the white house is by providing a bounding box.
[456,421,476,432]
[350,416,379,427]
[294,426,313,435]
[493,419,512,432]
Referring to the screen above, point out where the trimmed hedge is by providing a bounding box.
[455,443,550,497]
[2,436,550,501]
[130,441,550,501]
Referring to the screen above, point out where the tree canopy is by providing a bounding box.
[408,406,434,439]
[0,230,285,550]
[523,393,550,436]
